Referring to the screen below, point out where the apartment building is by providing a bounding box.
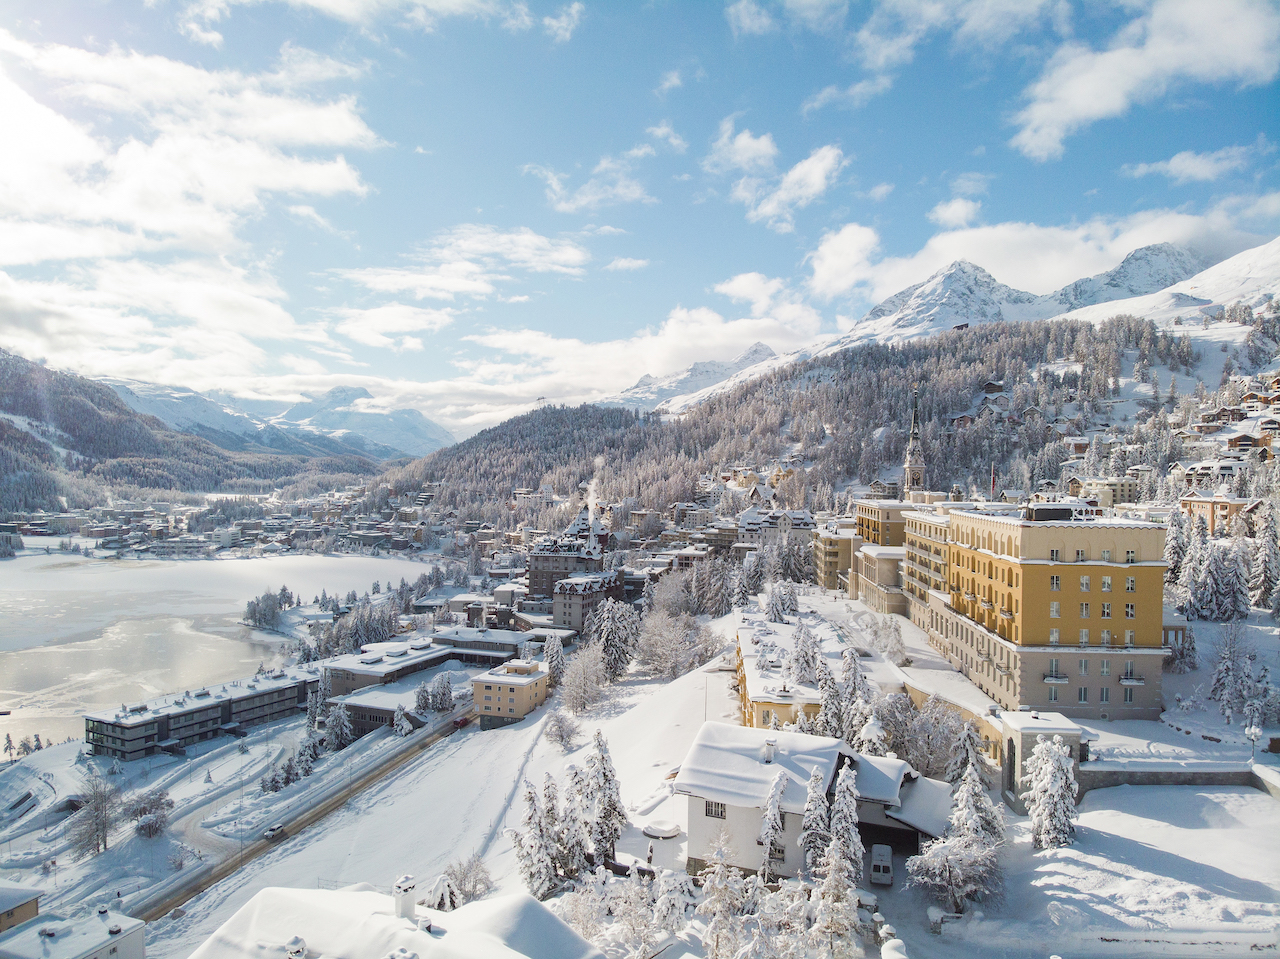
[551,570,624,630]
[916,502,1168,720]
[811,520,861,591]
[526,538,603,598]
[472,660,549,729]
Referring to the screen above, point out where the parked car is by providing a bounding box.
[869,844,894,886]
[263,824,286,841]
[452,715,471,729]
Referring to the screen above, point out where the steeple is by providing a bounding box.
[903,387,926,498]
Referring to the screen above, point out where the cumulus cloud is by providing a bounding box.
[1011,0,1280,161]
[802,75,892,113]
[731,145,847,232]
[333,303,454,351]
[725,0,776,36]
[656,69,682,95]
[543,2,585,42]
[526,153,655,213]
[858,182,894,202]
[927,197,982,228]
[647,121,688,153]
[1123,141,1263,184]
[950,172,992,196]
[604,257,648,271]
[702,116,779,174]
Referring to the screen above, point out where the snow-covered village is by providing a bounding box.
[2,3,1280,959]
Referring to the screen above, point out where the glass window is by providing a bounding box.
[1126,550,1136,563]
[1050,602,1061,618]
[1125,603,1135,619]
[1100,687,1110,704]
[1101,549,1112,562]
[1100,659,1110,676]
[1101,576,1112,592]
[1079,659,1088,675]
[1124,660,1135,678]
[1080,603,1090,618]
[1100,630,1112,645]
[1125,629,1135,645]
[1049,657,1059,674]
[1101,603,1111,619]
[1076,549,1086,562]
[1049,686,1058,702]
[1126,577,1136,592]
[1050,549,1061,562]
[1080,576,1090,592]
[1049,628,1060,644]
[1078,687,1088,703]
[1079,629,1089,644]
[706,800,726,819]
[1124,687,1134,704]
[1050,575,1061,591]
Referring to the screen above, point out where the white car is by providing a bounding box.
[263,824,286,840]
[869,844,894,886]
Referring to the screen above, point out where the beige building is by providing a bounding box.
[473,659,548,729]
[1079,475,1141,507]
[551,570,624,631]
[0,883,41,934]
[914,502,1168,720]
[811,520,862,591]
[849,545,907,615]
[1179,490,1259,536]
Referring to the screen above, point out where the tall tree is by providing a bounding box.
[757,768,788,883]
[1019,734,1078,849]
[584,730,627,862]
[828,764,864,888]
[798,765,831,877]
[68,770,121,860]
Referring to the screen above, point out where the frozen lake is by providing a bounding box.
[0,546,442,749]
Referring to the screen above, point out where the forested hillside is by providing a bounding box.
[384,314,1259,525]
[0,349,380,513]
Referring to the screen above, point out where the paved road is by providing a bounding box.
[135,713,466,922]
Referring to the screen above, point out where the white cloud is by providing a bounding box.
[802,74,892,113]
[178,0,533,46]
[950,172,992,196]
[543,2,585,42]
[646,121,688,153]
[808,200,1273,304]
[725,0,776,36]
[702,116,778,174]
[731,145,847,232]
[604,257,648,271]
[656,69,682,95]
[852,0,1056,73]
[333,303,454,351]
[859,182,894,201]
[782,0,848,33]
[1011,0,1280,161]
[927,197,982,228]
[1123,143,1257,184]
[526,154,655,213]
[337,224,590,301]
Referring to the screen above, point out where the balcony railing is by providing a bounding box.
[1043,673,1069,684]
[999,608,1013,619]
[1119,675,1145,686]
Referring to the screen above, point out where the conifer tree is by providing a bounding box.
[544,634,567,687]
[558,771,591,880]
[809,832,862,958]
[790,624,819,685]
[798,765,831,877]
[509,780,557,899]
[324,703,353,752]
[758,768,788,883]
[765,584,789,624]
[596,598,641,682]
[1163,510,1187,585]
[945,721,990,788]
[828,764,864,888]
[948,762,1004,844]
[853,717,887,757]
[1020,734,1078,848]
[1250,505,1280,607]
[696,837,745,959]
[816,660,844,738]
[584,730,627,862]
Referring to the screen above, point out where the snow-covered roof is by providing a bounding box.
[0,909,142,959]
[185,887,601,959]
[0,879,42,913]
[884,774,951,839]
[84,664,320,726]
[998,709,1082,736]
[673,722,854,814]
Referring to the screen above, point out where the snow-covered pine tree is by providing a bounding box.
[1212,541,1252,621]
[508,780,557,899]
[542,773,562,867]
[584,729,627,862]
[947,761,1004,844]
[790,625,819,685]
[841,647,877,705]
[325,703,353,752]
[1163,510,1187,585]
[1177,515,1209,612]
[945,720,991,788]
[744,555,765,597]
[306,690,319,730]
[758,768,788,882]
[317,669,332,721]
[614,863,657,958]
[544,634,567,687]
[558,771,591,880]
[798,765,831,877]
[1256,504,1280,607]
[596,598,641,682]
[1019,734,1078,848]
[732,572,752,609]
[765,584,789,624]
[429,672,453,711]
[414,678,432,713]
[808,832,863,959]
[853,717,887,757]
[905,835,1000,914]
[828,764,864,888]
[393,704,413,737]
[781,580,799,614]
[815,660,844,738]
[695,838,745,959]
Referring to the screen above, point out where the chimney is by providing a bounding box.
[393,875,417,920]
[286,937,307,959]
[763,738,776,764]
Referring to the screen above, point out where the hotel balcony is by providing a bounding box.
[1043,673,1069,684]
[1119,675,1145,686]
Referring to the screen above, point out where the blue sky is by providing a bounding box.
[1,0,1278,436]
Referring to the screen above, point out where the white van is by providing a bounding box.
[869,844,894,886]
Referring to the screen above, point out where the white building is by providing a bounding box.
[185,885,599,959]
[673,723,951,878]
[0,907,144,959]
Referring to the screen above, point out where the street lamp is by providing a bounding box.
[1245,724,1262,761]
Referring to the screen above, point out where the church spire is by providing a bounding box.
[903,387,925,498]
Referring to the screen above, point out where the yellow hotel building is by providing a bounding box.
[907,502,1168,720]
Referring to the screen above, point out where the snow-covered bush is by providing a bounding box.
[544,709,581,751]
[906,835,1001,914]
[444,852,493,904]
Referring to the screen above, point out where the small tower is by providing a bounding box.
[903,387,926,499]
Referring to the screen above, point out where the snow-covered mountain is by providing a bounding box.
[654,238,1275,413]
[597,341,778,410]
[102,380,454,459]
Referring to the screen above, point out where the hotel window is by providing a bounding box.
[1101,576,1112,592]
[1101,603,1111,619]
[1050,549,1061,562]
[1050,602,1061,618]
[1049,628,1060,645]
[1078,687,1088,703]
[1076,549,1086,562]
[706,800,726,819]
[1101,549,1112,562]
[761,709,772,725]
[1050,575,1060,591]
[1126,550,1136,563]
[1049,686,1058,702]
[1125,603,1135,619]
[1125,629,1136,645]
[484,685,492,690]
[1124,687,1134,704]
[1124,660,1136,678]
[1100,659,1110,675]
[1049,657,1060,675]
[1126,576,1136,592]
[1080,603,1090,618]
[1080,576,1090,592]
[1079,629,1089,645]
[484,695,491,701]
[1101,630,1112,645]
[1100,687,1111,704]
[1079,659,1088,676]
